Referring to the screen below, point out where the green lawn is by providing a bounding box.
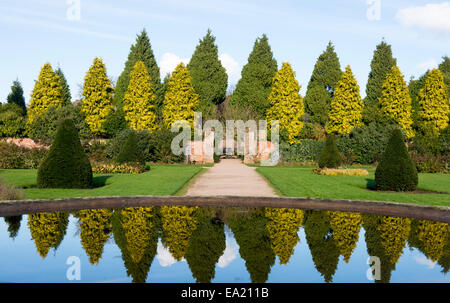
[256,166,450,206]
[0,165,204,200]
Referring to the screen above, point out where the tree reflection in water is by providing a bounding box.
[5,206,449,283]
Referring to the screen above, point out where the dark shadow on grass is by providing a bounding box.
[366,178,376,190]
[93,175,112,188]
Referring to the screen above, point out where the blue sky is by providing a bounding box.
[0,0,449,104]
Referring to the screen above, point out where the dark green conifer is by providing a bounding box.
[229,34,278,119]
[37,119,93,188]
[115,29,162,110]
[318,134,342,168]
[114,131,144,165]
[188,29,228,110]
[374,129,418,191]
[7,79,26,114]
[304,42,342,125]
[364,41,397,124]
[55,67,72,105]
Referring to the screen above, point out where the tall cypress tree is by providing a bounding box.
[115,29,162,110]
[55,67,72,106]
[28,63,64,124]
[188,29,228,111]
[266,62,304,144]
[229,34,278,119]
[379,65,414,138]
[304,41,342,125]
[81,57,114,135]
[364,41,397,124]
[7,79,26,114]
[417,69,449,137]
[326,65,363,134]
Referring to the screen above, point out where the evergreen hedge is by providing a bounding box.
[37,119,93,188]
[318,135,342,168]
[374,129,418,191]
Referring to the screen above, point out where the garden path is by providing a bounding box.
[184,159,277,197]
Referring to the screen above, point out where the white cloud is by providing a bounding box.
[159,53,189,78]
[156,240,185,267]
[396,2,450,33]
[416,58,438,72]
[414,256,436,269]
[219,53,240,83]
[217,239,237,268]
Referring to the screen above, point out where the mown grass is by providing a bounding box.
[256,166,450,206]
[0,165,204,200]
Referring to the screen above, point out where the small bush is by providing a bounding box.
[114,131,145,165]
[312,168,369,176]
[0,141,47,169]
[375,129,418,191]
[84,140,109,163]
[318,135,342,168]
[37,119,93,189]
[0,177,25,200]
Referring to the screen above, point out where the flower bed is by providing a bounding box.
[312,168,369,176]
[92,163,147,174]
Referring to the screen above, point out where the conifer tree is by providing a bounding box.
[229,34,277,119]
[188,29,228,110]
[364,41,397,124]
[7,79,26,114]
[379,66,414,138]
[304,42,342,125]
[375,129,418,191]
[409,71,429,126]
[438,56,450,99]
[81,57,114,135]
[162,63,199,128]
[123,61,157,132]
[266,62,304,144]
[28,63,64,124]
[326,65,363,134]
[417,69,449,137]
[115,29,162,110]
[55,67,72,106]
[37,119,93,189]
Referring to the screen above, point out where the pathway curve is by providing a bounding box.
[185,159,277,197]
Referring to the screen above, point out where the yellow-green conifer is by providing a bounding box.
[162,63,199,128]
[123,61,157,132]
[81,57,114,135]
[417,68,449,136]
[326,65,363,134]
[266,62,304,144]
[379,66,414,138]
[28,63,63,124]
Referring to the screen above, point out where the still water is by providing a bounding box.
[0,206,449,283]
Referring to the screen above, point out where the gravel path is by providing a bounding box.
[184,159,277,197]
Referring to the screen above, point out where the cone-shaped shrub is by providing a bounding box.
[318,135,342,168]
[375,129,418,191]
[114,131,144,165]
[37,119,92,188]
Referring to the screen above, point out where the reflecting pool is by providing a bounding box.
[0,206,449,283]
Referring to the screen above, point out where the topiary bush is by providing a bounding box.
[37,119,93,189]
[113,131,145,165]
[374,129,418,191]
[318,134,342,168]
